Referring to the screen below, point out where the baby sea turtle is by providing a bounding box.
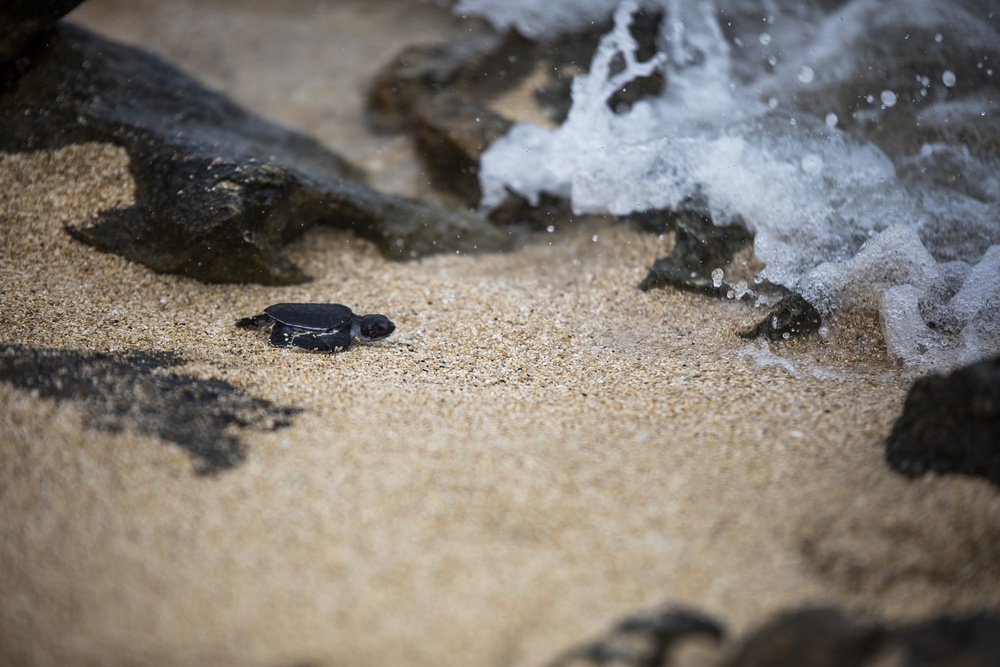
[236,303,395,352]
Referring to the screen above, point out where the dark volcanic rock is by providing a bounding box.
[896,613,1000,667]
[637,197,755,296]
[723,608,884,667]
[367,25,517,205]
[547,606,724,667]
[546,602,1000,667]
[725,608,1000,667]
[886,355,1000,487]
[368,14,664,208]
[739,293,823,341]
[0,344,299,474]
[637,198,824,342]
[0,0,81,64]
[0,24,511,284]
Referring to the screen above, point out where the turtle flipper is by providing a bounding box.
[291,329,352,352]
[269,323,298,347]
[236,313,274,328]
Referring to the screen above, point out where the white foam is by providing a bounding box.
[737,341,797,376]
[453,0,620,40]
[880,285,942,367]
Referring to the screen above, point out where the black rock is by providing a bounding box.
[637,197,823,342]
[637,197,755,296]
[724,608,1000,667]
[895,613,1000,667]
[723,608,884,667]
[547,605,724,667]
[544,603,1000,667]
[0,24,512,284]
[368,15,668,209]
[0,344,299,475]
[367,25,524,206]
[885,355,1000,487]
[739,293,823,341]
[0,0,81,65]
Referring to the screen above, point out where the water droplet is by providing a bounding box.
[768,96,779,109]
[825,112,838,128]
[711,268,724,288]
[759,32,772,46]
[880,90,897,107]
[591,235,599,242]
[546,225,555,233]
[942,70,957,87]
[797,66,815,84]
[934,33,943,43]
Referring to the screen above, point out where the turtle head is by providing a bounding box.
[358,314,395,341]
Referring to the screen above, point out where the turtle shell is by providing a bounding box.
[263,303,355,331]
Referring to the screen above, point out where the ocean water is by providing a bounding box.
[465,0,1000,369]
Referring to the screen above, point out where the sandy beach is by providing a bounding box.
[2,2,999,665]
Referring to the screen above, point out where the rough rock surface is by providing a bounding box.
[0,0,82,64]
[547,604,1000,667]
[546,606,724,667]
[637,199,755,297]
[886,354,1000,487]
[636,198,821,342]
[0,24,511,284]
[739,294,823,342]
[724,607,1000,667]
[367,25,517,205]
[722,608,884,667]
[896,612,1000,667]
[368,14,664,208]
[0,344,299,474]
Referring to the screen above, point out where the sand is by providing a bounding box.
[2,2,1000,666]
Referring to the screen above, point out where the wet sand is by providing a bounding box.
[2,2,1000,665]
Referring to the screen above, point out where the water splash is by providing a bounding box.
[475,0,1000,369]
